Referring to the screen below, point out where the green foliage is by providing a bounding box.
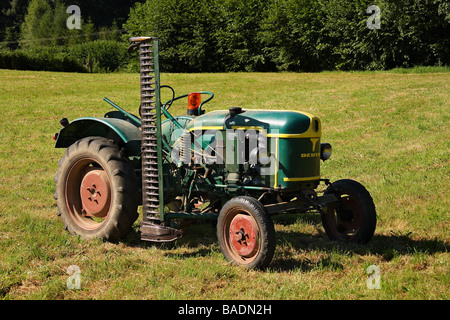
[68,40,130,72]
[0,0,29,49]
[0,40,130,73]
[1,0,449,72]
[260,0,328,71]
[124,0,219,72]
[1,0,141,45]
[125,0,450,72]
[125,0,275,72]
[315,0,450,70]
[0,46,85,72]
[18,0,104,48]
[19,0,54,47]
[1,0,135,73]
[213,0,274,72]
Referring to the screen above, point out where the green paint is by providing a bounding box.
[54,117,142,156]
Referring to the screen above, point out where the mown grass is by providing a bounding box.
[0,67,448,300]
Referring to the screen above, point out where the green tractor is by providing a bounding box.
[53,37,376,269]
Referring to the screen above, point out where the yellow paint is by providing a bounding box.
[310,138,319,151]
[187,114,321,139]
[245,109,317,119]
[274,137,279,188]
[231,126,266,132]
[283,176,321,182]
[300,153,320,158]
[188,126,223,132]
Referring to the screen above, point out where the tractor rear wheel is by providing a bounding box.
[321,179,376,244]
[217,196,275,269]
[54,137,139,241]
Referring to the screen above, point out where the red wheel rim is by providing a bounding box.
[79,168,111,218]
[229,214,259,257]
[222,207,260,264]
[326,195,362,240]
[65,158,112,230]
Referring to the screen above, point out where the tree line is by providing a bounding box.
[1,0,449,73]
[0,0,143,47]
[125,0,450,72]
[0,0,144,72]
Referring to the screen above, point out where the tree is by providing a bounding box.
[1,0,29,48]
[260,0,329,72]
[125,0,221,72]
[214,0,273,72]
[52,0,70,46]
[20,0,55,47]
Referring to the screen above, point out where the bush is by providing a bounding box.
[0,47,85,72]
[68,40,130,73]
[0,40,130,73]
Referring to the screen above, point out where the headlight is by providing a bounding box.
[321,143,332,161]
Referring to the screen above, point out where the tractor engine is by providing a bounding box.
[163,108,331,187]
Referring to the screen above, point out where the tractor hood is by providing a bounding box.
[186,109,321,138]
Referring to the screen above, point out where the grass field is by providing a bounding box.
[0,68,448,300]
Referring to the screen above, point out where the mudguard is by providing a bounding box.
[54,116,142,156]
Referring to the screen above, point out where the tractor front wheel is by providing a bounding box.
[54,137,139,241]
[322,179,376,244]
[217,196,276,269]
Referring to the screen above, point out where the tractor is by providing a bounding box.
[53,37,376,269]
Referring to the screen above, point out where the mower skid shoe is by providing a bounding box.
[140,221,182,242]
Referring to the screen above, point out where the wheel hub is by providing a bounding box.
[339,207,355,222]
[229,215,258,257]
[79,168,111,218]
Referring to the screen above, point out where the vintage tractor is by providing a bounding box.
[53,37,376,269]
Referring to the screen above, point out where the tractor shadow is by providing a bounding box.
[122,214,448,272]
[269,213,449,272]
[122,219,218,258]
[269,232,448,272]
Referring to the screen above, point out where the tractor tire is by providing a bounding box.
[54,137,139,241]
[322,179,376,244]
[217,196,276,269]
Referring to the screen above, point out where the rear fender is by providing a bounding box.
[55,117,142,156]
